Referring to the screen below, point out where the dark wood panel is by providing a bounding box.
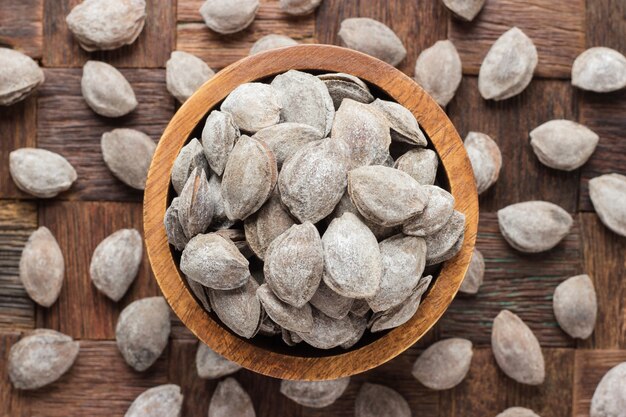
[0,0,44,58]
[37,68,174,202]
[573,349,626,417]
[0,332,28,417]
[36,201,160,339]
[43,0,174,67]
[448,0,586,79]
[447,77,580,212]
[585,0,626,50]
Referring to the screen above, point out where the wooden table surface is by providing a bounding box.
[0,0,624,416]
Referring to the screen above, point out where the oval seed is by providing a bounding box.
[164,197,189,251]
[8,329,79,390]
[464,131,502,194]
[325,79,375,110]
[125,384,183,417]
[101,128,156,190]
[530,120,599,171]
[355,383,411,417]
[491,310,545,385]
[0,47,45,106]
[412,338,473,390]
[178,168,214,239]
[497,201,573,253]
[171,138,209,195]
[200,0,259,34]
[221,83,282,133]
[553,274,597,339]
[166,51,214,103]
[338,18,407,67]
[370,275,431,332]
[280,0,322,16]
[208,174,236,230]
[441,0,485,21]
[297,308,359,349]
[201,110,240,176]
[496,407,541,417]
[589,173,626,237]
[310,279,354,320]
[250,34,298,55]
[9,148,77,198]
[395,148,439,185]
[572,47,626,93]
[425,210,465,264]
[116,297,170,372]
[19,227,64,307]
[459,248,484,294]
[209,279,261,339]
[196,342,241,379]
[403,185,455,237]
[590,362,626,417]
[332,191,399,241]
[371,98,427,145]
[257,284,314,332]
[66,0,146,51]
[81,60,137,117]
[252,122,323,168]
[428,229,464,265]
[280,378,350,408]
[478,27,538,101]
[209,377,255,417]
[414,40,463,106]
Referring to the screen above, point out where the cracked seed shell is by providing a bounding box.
[280,0,322,15]
[318,73,370,90]
[590,362,626,417]
[209,377,255,417]
[572,47,626,93]
[9,148,77,198]
[202,110,240,176]
[166,51,215,103]
[496,407,541,417]
[171,138,209,195]
[178,168,214,239]
[464,131,502,194]
[588,173,626,237]
[394,148,439,185]
[355,383,411,417]
[530,120,599,171]
[200,0,259,34]
[425,210,465,265]
[414,40,463,106]
[371,99,427,145]
[209,279,262,339]
[459,248,484,294]
[280,378,350,408]
[403,185,455,237]
[250,34,298,55]
[310,279,354,320]
[19,227,64,307]
[325,79,375,110]
[125,384,183,417]
[441,0,485,21]
[553,274,597,339]
[196,342,241,379]
[0,47,45,106]
[257,284,314,332]
[252,122,323,168]
[81,60,137,117]
[338,18,407,67]
[370,275,431,332]
[221,83,282,133]
[412,338,473,390]
[101,128,156,190]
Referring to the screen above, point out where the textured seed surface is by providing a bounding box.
[590,362,626,417]
[553,274,597,339]
[318,73,370,90]
[465,131,502,194]
[350,299,371,317]
[442,0,485,21]
[164,198,189,251]
[222,135,277,220]
[403,185,455,237]
[166,51,214,103]
[200,0,259,34]
[332,192,399,240]
[296,308,359,349]
[367,234,426,312]
[310,279,354,320]
[250,34,298,55]
[280,377,350,408]
[19,227,64,307]
[425,210,465,264]
[394,148,439,185]
[572,47,626,93]
[171,138,209,195]
[370,274,431,332]
[325,79,375,110]
[322,212,382,299]
[497,201,573,253]
[221,83,282,133]
[186,275,212,312]
[81,60,137,117]
[178,168,214,239]
[271,70,335,137]
[491,309,545,385]
[101,128,156,190]
[412,338,473,390]
[496,407,541,417]
[0,47,45,106]
[280,0,322,15]
[208,175,236,230]
[279,138,349,223]
[264,222,324,307]
[66,0,146,51]
[209,377,255,417]
[459,248,484,294]
[282,328,302,346]
[478,27,538,101]
[180,233,250,290]
[257,284,314,332]
[530,120,599,171]
[338,18,407,67]
[414,40,463,106]
[332,99,391,168]
[355,383,411,417]
[589,173,626,237]
[125,384,183,417]
[428,229,464,265]
[8,329,79,390]
[340,314,368,349]
[9,148,77,198]
[196,342,241,379]
[252,122,323,168]
[116,297,170,372]
[201,111,240,176]
[371,99,427,145]
[209,279,261,338]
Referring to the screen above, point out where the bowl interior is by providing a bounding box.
[144,44,478,380]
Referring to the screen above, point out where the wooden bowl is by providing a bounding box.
[144,44,478,381]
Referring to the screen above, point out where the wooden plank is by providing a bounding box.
[585,0,626,50]
[315,0,448,76]
[573,349,626,417]
[37,68,174,202]
[36,201,160,340]
[0,0,44,58]
[176,0,316,70]
[447,77,580,213]
[448,0,586,79]
[440,213,582,347]
[43,0,174,68]
[0,332,28,417]
[0,96,38,199]
[579,213,626,349]
[0,201,38,332]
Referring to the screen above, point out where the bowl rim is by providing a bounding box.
[144,44,478,381]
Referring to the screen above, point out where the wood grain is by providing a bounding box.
[43,0,174,67]
[0,201,38,332]
[0,0,44,58]
[573,349,626,417]
[37,68,174,202]
[36,201,160,339]
[447,77,580,213]
[585,0,626,51]
[448,0,586,79]
[0,333,27,417]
